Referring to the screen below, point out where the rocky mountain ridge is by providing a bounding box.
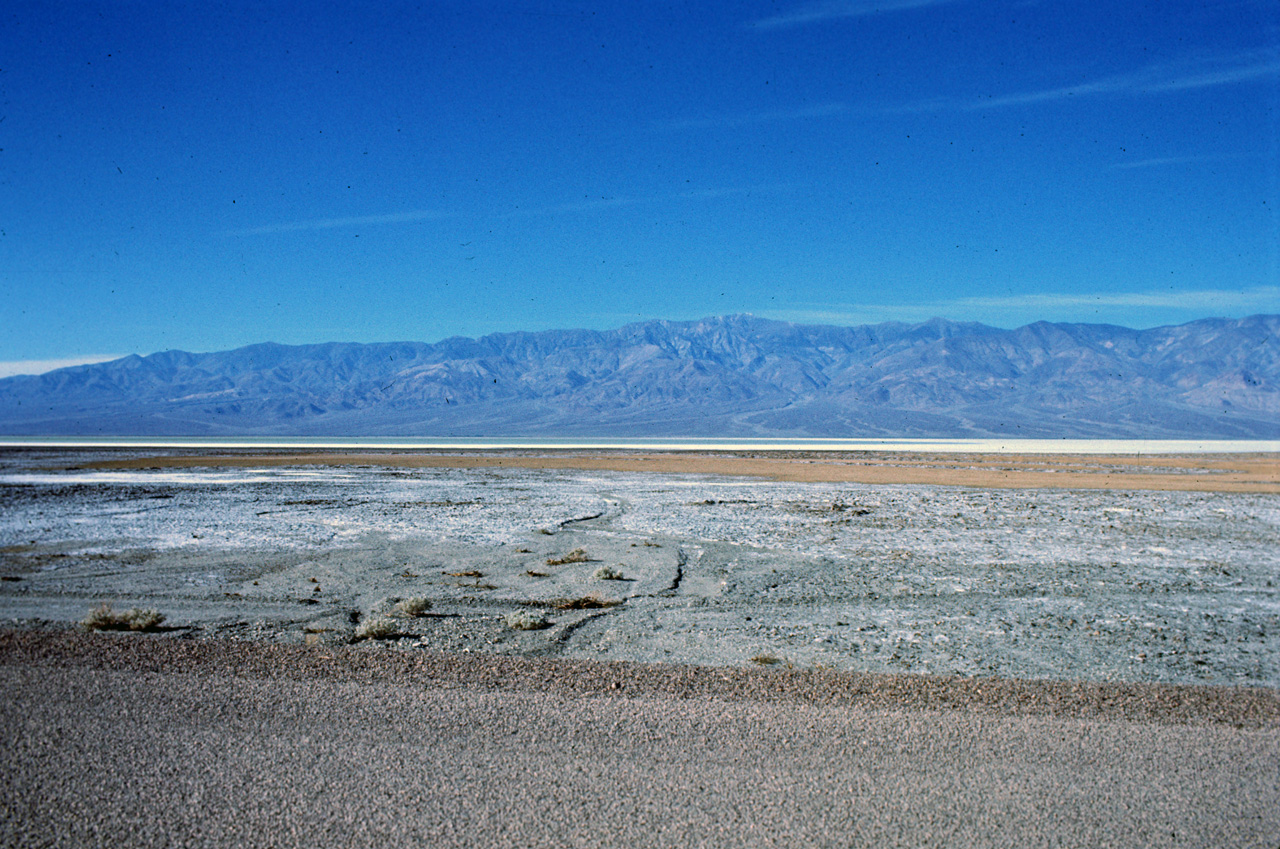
[1,314,1276,437]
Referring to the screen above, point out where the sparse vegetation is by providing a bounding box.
[750,653,781,666]
[546,595,622,611]
[593,565,625,580]
[525,569,549,578]
[354,615,401,640]
[546,548,589,566]
[507,610,551,630]
[369,595,431,617]
[445,569,484,578]
[81,603,166,632]
[392,596,431,617]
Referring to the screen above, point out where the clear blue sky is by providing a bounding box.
[2,0,1277,373]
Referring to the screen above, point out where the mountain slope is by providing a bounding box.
[0,314,1276,438]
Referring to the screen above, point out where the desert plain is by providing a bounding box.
[1,448,1278,847]
[2,448,1277,683]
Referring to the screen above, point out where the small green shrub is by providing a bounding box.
[593,565,625,581]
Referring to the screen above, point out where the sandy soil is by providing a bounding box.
[84,449,1280,492]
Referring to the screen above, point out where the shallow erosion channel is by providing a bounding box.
[1,449,1277,687]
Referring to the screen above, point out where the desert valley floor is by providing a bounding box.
[1,448,1276,687]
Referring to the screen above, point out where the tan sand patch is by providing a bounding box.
[84,450,1280,493]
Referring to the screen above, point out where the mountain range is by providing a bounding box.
[1,314,1276,438]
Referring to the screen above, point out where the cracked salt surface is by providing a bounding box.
[0,452,1277,687]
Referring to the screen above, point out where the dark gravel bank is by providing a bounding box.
[3,628,1278,728]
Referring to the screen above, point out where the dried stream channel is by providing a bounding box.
[1,450,1277,686]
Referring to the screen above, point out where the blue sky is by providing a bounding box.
[2,0,1277,374]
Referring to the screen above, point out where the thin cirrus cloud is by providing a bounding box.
[769,286,1280,327]
[652,102,846,132]
[904,50,1280,111]
[231,209,451,236]
[232,204,626,235]
[233,185,794,234]
[1110,153,1248,170]
[503,196,643,218]
[947,286,1280,312]
[507,184,796,215]
[749,0,960,29]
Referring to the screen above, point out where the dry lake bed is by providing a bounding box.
[1,448,1277,687]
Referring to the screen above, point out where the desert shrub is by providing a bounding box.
[507,610,551,630]
[354,615,401,640]
[81,603,121,630]
[81,603,165,632]
[369,596,430,618]
[593,565,625,581]
[126,609,166,630]
[750,654,781,666]
[546,548,589,566]
[548,595,622,610]
[392,596,431,617]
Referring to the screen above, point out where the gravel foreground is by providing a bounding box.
[2,629,1278,848]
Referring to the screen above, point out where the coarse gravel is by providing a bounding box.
[2,629,1278,848]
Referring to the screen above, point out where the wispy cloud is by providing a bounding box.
[904,50,1280,111]
[231,209,451,236]
[503,183,797,218]
[749,0,961,30]
[652,102,846,132]
[766,286,1280,327]
[675,183,798,200]
[945,286,1280,311]
[0,355,125,379]
[504,196,642,217]
[232,184,796,234]
[1110,153,1246,170]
